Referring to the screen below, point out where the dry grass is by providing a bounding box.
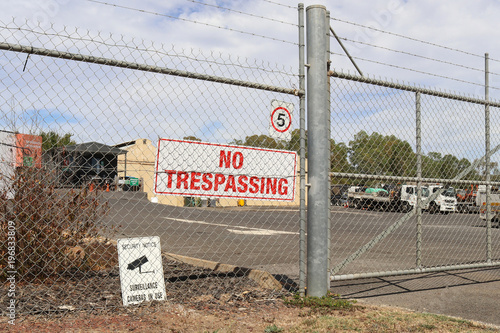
[2,298,499,333]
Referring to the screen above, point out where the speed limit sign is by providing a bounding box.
[269,100,293,141]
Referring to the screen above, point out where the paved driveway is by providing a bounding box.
[103,193,500,326]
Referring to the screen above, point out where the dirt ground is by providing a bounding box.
[1,296,301,332]
[0,242,297,332]
[3,292,500,333]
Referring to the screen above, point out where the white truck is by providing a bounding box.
[478,185,500,226]
[347,184,428,212]
[426,184,457,214]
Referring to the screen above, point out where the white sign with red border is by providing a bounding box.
[154,139,297,201]
[269,99,293,141]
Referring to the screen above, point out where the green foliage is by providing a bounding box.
[183,136,202,142]
[0,167,114,281]
[231,130,484,184]
[423,152,478,180]
[284,292,356,311]
[331,139,350,173]
[264,325,284,333]
[40,131,76,151]
[349,131,416,177]
[232,134,286,150]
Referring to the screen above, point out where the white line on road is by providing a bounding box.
[164,217,298,235]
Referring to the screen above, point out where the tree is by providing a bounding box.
[284,129,303,154]
[40,131,76,151]
[423,152,476,180]
[330,139,350,173]
[348,131,416,177]
[183,136,202,142]
[231,134,286,150]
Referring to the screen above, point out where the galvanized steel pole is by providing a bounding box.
[485,53,492,262]
[306,4,330,297]
[326,9,332,287]
[298,2,307,296]
[416,92,422,268]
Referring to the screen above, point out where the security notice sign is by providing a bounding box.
[269,99,293,141]
[155,139,297,201]
[117,236,166,306]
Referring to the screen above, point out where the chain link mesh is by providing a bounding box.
[330,76,500,278]
[0,20,301,317]
[2,14,500,320]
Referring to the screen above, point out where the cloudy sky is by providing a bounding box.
[3,0,500,92]
[1,0,500,166]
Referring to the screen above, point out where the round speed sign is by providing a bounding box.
[271,107,292,133]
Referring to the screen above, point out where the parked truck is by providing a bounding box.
[455,185,479,213]
[478,185,500,226]
[426,184,457,214]
[347,184,429,212]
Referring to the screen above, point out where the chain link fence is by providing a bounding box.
[0,19,303,317]
[329,71,500,280]
[2,6,500,320]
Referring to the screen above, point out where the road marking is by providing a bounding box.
[331,210,380,216]
[164,217,298,235]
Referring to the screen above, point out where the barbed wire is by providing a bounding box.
[330,51,500,92]
[336,36,498,76]
[261,0,297,10]
[0,22,297,78]
[184,0,297,26]
[330,17,500,63]
[83,0,298,45]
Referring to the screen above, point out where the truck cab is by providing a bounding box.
[426,184,457,213]
[400,185,430,210]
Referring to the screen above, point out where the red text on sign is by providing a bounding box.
[219,150,244,169]
[163,170,289,196]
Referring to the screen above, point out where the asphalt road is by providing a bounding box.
[103,193,500,326]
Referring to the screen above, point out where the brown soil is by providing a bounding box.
[1,241,297,332]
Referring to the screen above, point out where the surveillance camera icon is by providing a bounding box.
[127,255,154,274]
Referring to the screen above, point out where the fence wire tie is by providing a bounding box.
[22,47,32,72]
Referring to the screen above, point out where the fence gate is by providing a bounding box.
[328,71,500,281]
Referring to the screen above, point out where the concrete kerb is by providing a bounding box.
[164,253,283,290]
[81,237,283,291]
[83,237,283,290]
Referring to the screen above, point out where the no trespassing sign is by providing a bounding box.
[154,139,297,201]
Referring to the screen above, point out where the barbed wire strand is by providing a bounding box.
[337,36,500,78]
[184,0,297,26]
[330,51,500,92]
[261,0,296,10]
[331,17,500,63]
[0,23,296,77]
[83,0,297,45]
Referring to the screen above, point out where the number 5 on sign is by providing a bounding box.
[269,100,293,141]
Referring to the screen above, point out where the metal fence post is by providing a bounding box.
[298,2,307,296]
[326,9,332,288]
[485,52,492,262]
[416,92,422,268]
[306,4,329,297]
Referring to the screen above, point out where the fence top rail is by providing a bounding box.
[330,172,500,186]
[329,70,500,108]
[0,41,303,96]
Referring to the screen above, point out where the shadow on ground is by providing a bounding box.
[331,268,500,326]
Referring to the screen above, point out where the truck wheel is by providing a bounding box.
[429,202,439,214]
[403,202,412,213]
[353,199,360,209]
